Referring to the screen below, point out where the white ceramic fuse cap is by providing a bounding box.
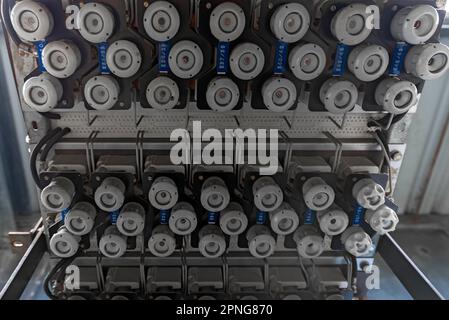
[94,177,126,212]
[99,225,127,258]
[390,5,439,45]
[169,202,198,236]
[262,77,298,112]
[331,3,373,46]
[375,78,418,114]
[206,77,240,112]
[347,45,389,82]
[320,78,358,114]
[23,73,63,113]
[116,202,146,237]
[230,42,265,80]
[341,226,373,257]
[78,3,115,43]
[220,202,248,236]
[201,177,231,213]
[84,75,120,110]
[270,3,310,43]
[168,40,204,79]
[294,225,325,259]
[352,178,386,211]
[405,43,449,80]
[289,43,327,81]
[143,1,180,42]
[252,176,284,212]
[146,76,180,110]
[107,40,142,78]
[365,205,399,235]
[148,225,176,257]
[302,177,335,211]
[269,202,300,236]
[317,205,349,236]
[10,0,54,42]
[246,225,276,259]
[64,202,97,236]
[198,225,227,259]
[50,227,80,258]
[210,2,246,42]
[148,176,178,210]
[41,177,76,212]
[42,40,82,79]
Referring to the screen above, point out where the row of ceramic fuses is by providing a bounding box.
[10,1,449,83]
[45,171,398,261]
[23,70,423,115]
[21,36,449,83]
[13,2,449,114]
[10,1,446,50]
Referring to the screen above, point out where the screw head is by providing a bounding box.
[391,151,403,162]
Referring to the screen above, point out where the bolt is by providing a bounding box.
[391,151,403,162]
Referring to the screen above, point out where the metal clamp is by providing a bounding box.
[323,131,343,173]
[280,131,292,177]
[85,131,99,177]
[135,130,145,182]
[8,218,43,255]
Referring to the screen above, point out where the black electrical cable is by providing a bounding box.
[1,0,21,46]
[29,128,62,189]
[368,113,408,129]
[376,129,391,164]
[40,127,71,162]
[43,259,67,300]
[43,253,79,300]
[38,112,62,120]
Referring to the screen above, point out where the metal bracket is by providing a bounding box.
[328,113,348,130]
[0,220,46,300]
[323,131,343,173]
[135,130,145,182]
[370,113,395,131]
[85,131,99,177]
[280,131,292,177]
[8,218,43,255]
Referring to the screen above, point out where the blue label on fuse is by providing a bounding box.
[208,212,218,225]
[332,43,351,76]
[256,211,267,225]
[304,208,316,225]
[389,42,410,76]
[159,42,171,73]
[160,210,171,225]
[217,42,230,74]
[61,208,70,222]
[110,210,120,225]
[273,41,289,74]
[353,205,366,226]
[35,40,47,72]
[97,42,111,74]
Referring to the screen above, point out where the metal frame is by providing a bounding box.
[377,233,445,300]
